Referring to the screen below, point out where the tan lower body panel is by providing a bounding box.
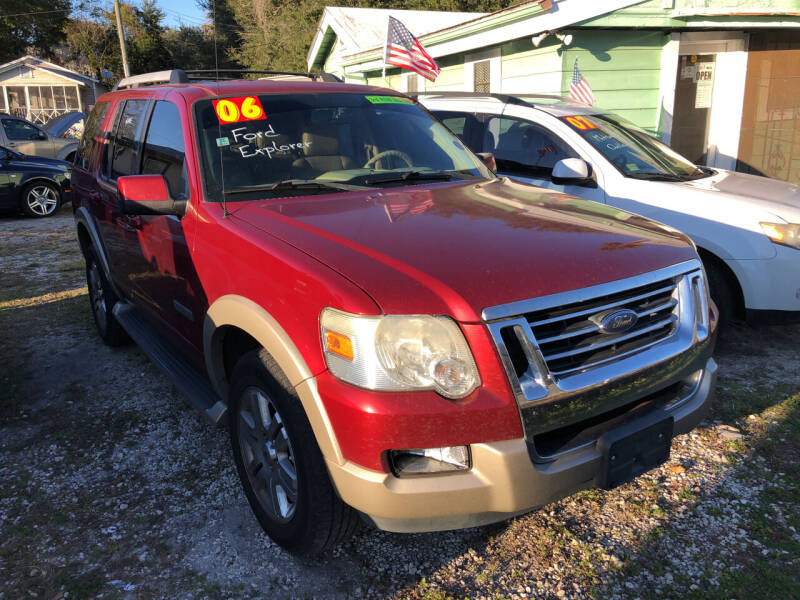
[326,438,598,533]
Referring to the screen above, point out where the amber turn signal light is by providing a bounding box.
[324,330,354,361]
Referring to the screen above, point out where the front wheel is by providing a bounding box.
[21,182,60,217]
[229,349,359,555]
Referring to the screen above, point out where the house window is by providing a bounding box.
[407,74,418,93]
[474,60,491,93]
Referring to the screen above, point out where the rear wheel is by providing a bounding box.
[85,246,129,346]
[229,349,359,555]
[21,182,60,217]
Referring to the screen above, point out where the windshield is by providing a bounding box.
[194,93,490,200]
[560,113,709,180]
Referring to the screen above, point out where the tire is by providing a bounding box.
[20,181,60,217]
[65,151,76,164]
[703,260,735,330]
[229,349,360,556]
[85,246,129,346]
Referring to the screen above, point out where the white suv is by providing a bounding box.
[420,93,800,326]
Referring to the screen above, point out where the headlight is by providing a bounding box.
[320,308,480,399]
[760,222,800,250]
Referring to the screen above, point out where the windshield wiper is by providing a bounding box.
[363,170,454,186]
[223,179,369,196]
[625,172,690,182]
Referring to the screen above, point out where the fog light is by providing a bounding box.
[389,446,471,476]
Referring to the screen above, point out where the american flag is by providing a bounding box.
[385,16,440,82]
[383,191,434,222]
[569,58,595,106]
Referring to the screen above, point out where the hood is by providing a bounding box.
[678,169,800,220]
[230,178,697,322]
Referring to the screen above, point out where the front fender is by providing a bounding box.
[204,294,343,464]
[56,142,78,161]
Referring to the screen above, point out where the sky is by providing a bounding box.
[154,0,208,28]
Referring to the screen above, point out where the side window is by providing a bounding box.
[108,99,149,180]
[141,101,187,198]
[2,119,43,141]
[432,110,484,154]
[75,101,109,169]
[484,116,577,177]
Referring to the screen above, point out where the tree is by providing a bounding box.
[0,0,72,63]
[214,0,514,73]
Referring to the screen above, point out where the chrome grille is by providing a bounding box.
[484,260,709,408]
[527,277,679,377]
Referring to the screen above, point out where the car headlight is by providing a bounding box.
[760,222,800,250]
[62,170,71,179]
[320,308,480,399]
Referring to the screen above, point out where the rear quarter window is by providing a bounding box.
[75,102,109,170]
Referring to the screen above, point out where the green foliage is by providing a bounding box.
[0,0,71,64]
[218,0,514,72]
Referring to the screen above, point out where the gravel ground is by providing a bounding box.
[1,207,798,600]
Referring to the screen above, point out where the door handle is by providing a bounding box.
[88,190,101,202]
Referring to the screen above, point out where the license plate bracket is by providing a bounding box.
[596,410,674,489]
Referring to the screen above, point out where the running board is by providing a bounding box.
[113,301,227,424]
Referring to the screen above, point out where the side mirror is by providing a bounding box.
[476,152,497,172]
[38,131,48,140]
[117,175,186,216]
[552,158,595,187]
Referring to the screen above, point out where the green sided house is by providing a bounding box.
[307,0,800,183]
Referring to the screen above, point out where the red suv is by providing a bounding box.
[71,70,717,555]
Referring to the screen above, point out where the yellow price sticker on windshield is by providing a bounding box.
[563,115,598,131]
[213,96,267,124]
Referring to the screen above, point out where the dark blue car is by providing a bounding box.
[0,145,71,217]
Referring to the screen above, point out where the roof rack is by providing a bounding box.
[407,91,572,107]
[113,69,342,90]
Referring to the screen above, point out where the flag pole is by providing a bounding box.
[382,17,389,88]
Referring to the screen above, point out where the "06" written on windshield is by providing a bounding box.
[213,96,267,124]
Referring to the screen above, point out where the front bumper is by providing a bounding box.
[327,357,717,533]
[729,244,800,314]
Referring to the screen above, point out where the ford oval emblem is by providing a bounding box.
[592,308,638,334]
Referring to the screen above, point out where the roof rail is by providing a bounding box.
[184,69,342,83]
[113,68,342,90]
[114,69,188,90]
[408,91,572,107]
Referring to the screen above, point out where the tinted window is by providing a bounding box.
[109,99,149,180]
[75,102,109,169]
[2,119,42,141]
[484,116,576,177]
[142,101,187,197]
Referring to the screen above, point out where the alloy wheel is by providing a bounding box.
[238,386,298,522]
[26,185,58,216]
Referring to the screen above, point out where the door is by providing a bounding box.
[671,54,716,164]
[481,111,606,203]
[130,100,206,351]
[96,98,151,296]
[0,117,55,157]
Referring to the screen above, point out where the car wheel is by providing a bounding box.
[21,182,60,217]
[85,246,129,346]
[65,151,76,164]
[703,260,735,330]
[229,349,360,555]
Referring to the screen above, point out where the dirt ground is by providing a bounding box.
[1,206,798,600]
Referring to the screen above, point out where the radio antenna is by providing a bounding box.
[212,0,229,217]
